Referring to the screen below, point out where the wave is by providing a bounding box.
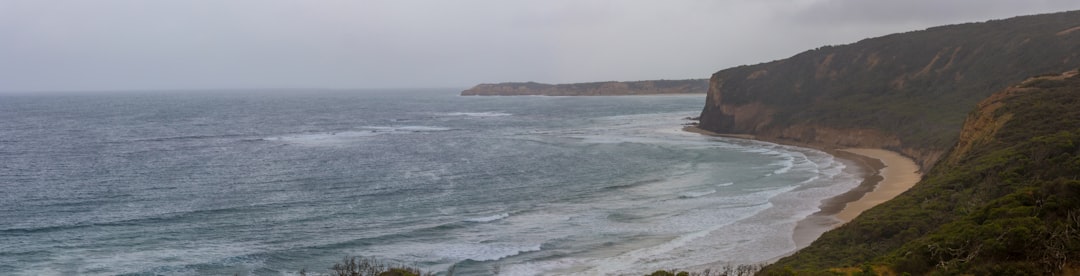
[263,126,452,144]
[372,126,453,132]
[771,155,796,175]
[464,213,509,223]
[0,198,324,235]
[717,182,735,187]
[128,134,247,143]
[437,243,542,262]
[444,112,512,117]
[500,259,582,276]
[580,222,732,275]
[602,178,663,190]
[264,130,380,143]
[678,189,717,199]
[740,144,819,176]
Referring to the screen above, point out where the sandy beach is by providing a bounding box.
[832,148,922,222]
[683,126,923,248]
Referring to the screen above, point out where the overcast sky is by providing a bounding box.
[3,0,1080,92]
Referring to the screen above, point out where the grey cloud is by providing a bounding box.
[1,1,1079,92]
[787,0,1080,26]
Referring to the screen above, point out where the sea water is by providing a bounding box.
[0,90,862,275]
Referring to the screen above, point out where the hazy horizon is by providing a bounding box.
[3,1,1080,93]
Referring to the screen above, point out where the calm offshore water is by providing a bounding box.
[0,90,860,275]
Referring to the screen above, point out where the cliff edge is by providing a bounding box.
[698,10,1080,171]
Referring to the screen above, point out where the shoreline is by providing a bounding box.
[830,148,921,222]
[682,126,922,250]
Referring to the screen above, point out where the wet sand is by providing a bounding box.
[831,148,921,222]
[682,126,923,250]
[790,150,884,248]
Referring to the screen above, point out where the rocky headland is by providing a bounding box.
[689,9,1080,275]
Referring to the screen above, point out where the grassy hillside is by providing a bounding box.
[699,10,1080,169]
[691,10,1080,275]
[763,71,1080,275]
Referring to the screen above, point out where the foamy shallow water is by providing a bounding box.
[0,91,860,275]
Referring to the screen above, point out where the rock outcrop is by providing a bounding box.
[461,79,707,96]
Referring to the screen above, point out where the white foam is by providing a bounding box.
[500,113,864,274]
[574,172,861,275]
[385,126,453,132]
[264,126,451,145]
[445,112,512,117]
[375,112,864,275]
[513,140,862,275]
[433,243,542,262]
[264,130,381,143]
[578,210,754,275]
[500,259,583,276]
[465,213,509,223]
[771,156,795,175]
[679,189,717,198]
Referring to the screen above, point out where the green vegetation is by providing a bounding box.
[762,72,1080,275]
[697,12,1080,272]
[700,10,1080,156]
[301,256,437,276]
[644,264,764,276]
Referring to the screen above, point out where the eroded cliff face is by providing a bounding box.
[699,10,1080,171]
[461,79,707,96]
[702,69,947,170]
[946,70,1080,166]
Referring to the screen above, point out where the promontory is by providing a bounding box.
[691,9,1080,275]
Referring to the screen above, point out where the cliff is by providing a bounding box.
[460,79,707,96]
[699,10,1080,171]
[764,70,1080,275]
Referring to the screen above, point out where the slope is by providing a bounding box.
[765,70,1080,275]
[699,10,1080,170]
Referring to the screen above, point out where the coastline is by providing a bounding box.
[682,126,922,249]
[831,148,922,222]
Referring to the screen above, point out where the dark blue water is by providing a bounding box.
[0,90,860,275]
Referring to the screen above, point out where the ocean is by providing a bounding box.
[0,90,862,275]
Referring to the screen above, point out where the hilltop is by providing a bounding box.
[699,10,1080,171]
[688,9,1080,275]
[460,79,707,96]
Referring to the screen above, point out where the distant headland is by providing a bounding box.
[460,79,707,96]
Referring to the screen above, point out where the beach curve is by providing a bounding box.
[832,148,922,222]
[682,126,923,252]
